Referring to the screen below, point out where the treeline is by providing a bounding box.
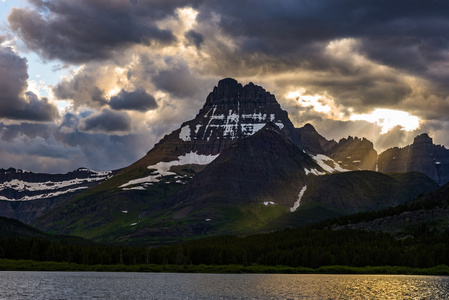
[1,228,449,269]
[152,228,449,268]
[0,238,149,265]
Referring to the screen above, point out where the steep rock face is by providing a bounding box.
[378,134,449,185]
[0,168,114,223]
[295,123,336,154]
[295,124,377,171]
[327,136,378,171]
[133,78,296,168]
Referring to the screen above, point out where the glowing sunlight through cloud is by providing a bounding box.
[350,108,420,134]
[287,90,332,114]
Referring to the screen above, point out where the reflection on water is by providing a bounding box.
[0,272,448,299]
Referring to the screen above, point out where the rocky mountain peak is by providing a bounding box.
[205,78,277,107]
[139,78,295,165]
[205,78,242,105]
[301,123,318,133]
[414,133,433,145]
[325,135,378,171]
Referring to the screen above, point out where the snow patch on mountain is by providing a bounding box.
[310,154,349,173]
[304,168,326,176]
[119,152,219,188]
[0,169,113,201]
[0,176,110,192]
[199,105,286,141]
[0,186,89,201]
[291,185,307,212]
[179,125,191,142]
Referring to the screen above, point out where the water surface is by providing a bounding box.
[0,272,448,299]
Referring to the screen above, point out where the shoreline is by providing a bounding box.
[1,259,448,276]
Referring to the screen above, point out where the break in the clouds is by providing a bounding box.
[2,0,449,172]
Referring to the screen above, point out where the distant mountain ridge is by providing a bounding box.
[0,167,115,223]
[379,133,449,185]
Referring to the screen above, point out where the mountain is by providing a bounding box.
[326,136,378,171]
[0,168,115,224]
[294,124,377,170]
[133,78,296,166]
[137,124,324,237]
[379,133,449,185]
[164,124,319,209]
[32,78,438,245]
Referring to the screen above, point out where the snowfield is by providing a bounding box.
[119,152,219,189]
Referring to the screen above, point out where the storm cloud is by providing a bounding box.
[109,88,158,112]
[2,0,449,172]
[79,109,133,133]
[0,46,59,121]
[8,0,180,63]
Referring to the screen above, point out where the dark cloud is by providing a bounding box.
[109,88,158,112]
[0,120,154,173]
[8,0,182,63]
[0,46,59,121]
[185,30,204,49]
[190,0,449,113]
[53,71,107,108]
[0,46,28,100]
[79,108,132,133]
[198,0,449,55]
[3,0,449,173]
[0,122,52,142]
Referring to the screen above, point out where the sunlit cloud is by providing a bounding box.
[286,89,346,120]
[350,108,420,134]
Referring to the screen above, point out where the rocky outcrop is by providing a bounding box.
[379,133,449,185]
[327,136,378,171]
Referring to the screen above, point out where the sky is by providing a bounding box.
[1,0,449,173]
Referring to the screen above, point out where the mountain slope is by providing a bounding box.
[164,124,321,209]
[379,133,449,185]
[268,171,439,229]
[323,180,449,237]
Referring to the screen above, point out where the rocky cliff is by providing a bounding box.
[379,133,449,185]
[327,136,378,171]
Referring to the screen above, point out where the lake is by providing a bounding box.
[0,272,448,299]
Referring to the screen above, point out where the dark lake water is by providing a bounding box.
[0,271,448,299]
